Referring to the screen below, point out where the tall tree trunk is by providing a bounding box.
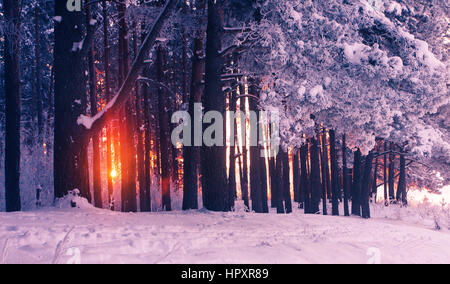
[322,129,331,201]
[310,138,321,214]
[181,1,189,104]
[397,152,407,206]
[54,0,89,200]
[240,96,250,210]
[156,45,172,211]
[320,131,328,215]
[329,129,339,215]
[34,6,43,139]
[142,64,152,211]
[183,0,206,210]
[273,151,284,213]
[388,142,395,202]
[4,0,21,211]
[293,149,301,205]
[133,28,146,212]
[86,4,102,209]
[342,134,350,216]
[351,149,362,216]
[383,140,388,205]
[300,143,310,213]
[103,0,114,210]
[372,140,379,202]
[249,101,263,213]
[280,150,292,213]
[228,90,237,209]
[361,152,374,219]
[202,0,229,211]
[118,1,137,212]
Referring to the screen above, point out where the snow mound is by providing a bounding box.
[54,190,94,210]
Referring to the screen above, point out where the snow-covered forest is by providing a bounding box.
[0,0,449,264]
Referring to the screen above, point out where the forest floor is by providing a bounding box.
[0,199,449,264]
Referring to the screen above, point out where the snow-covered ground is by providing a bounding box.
[0,199,449,264]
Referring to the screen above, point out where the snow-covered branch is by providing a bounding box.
[77,0,178,138]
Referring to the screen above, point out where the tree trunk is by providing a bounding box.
[118,1,137,212]
[300,143,310,213]
[329,130,339,215]
[320,131,328,215]
[372,141,379,202]
[388,142,395,201]
[322,129,331,201]
[34,6,43,139]
[86,4,102,209]
[182,0,206,210]
[351,149,362,216]
[281,150,292,213]
[202,0,229,211]
[249,101,263,213]
[228,89,237,209]
[361,152,374,219]
[397,152,407,206]
[103,0,114,210]
[132,28,146,212]
[142,64,152,211]
[293,149,301,204]
[383,140,388,205]
[342,134,350,216]
[240,96,250,210]
[310,138,321,214]
[156,45,172,211]
[273,151,284,213]
[54,0,90,200]
[4,0,21,211]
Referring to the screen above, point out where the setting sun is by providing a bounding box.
[110,169,118,179]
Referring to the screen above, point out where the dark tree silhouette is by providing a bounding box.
[4,0,22,212]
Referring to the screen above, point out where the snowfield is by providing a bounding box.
[0,200,449,264]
